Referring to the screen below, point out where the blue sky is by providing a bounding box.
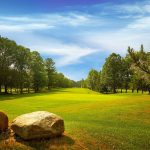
[0,0,150,80]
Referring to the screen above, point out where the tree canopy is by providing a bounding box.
[84,45,150,94]
[0,36,76,94]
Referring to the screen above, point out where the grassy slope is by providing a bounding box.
[0,88,150,150]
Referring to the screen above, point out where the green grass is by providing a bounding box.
[0,88,150,150]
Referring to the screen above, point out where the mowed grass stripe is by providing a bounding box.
[0,88,150,149]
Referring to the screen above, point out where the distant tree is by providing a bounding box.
[128,45,150,93]
[75,80,83,88]
[45,58,56,90]
[52,72,75,88]
[79,78,88,88]
[101,53,122,93]
[30,51,47,92]
[120,55,132,93]
[0,36,77,94]
[14,46,30,93]
[87,69,100,91]
[0,37,17,93]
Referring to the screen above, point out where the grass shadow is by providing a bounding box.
[0,129,12,141]
[0,88,71,101]
[0,129,75,150]
[14,134,75,150]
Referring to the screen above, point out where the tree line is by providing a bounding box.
[0,36,76,94]
[83,45,150,94]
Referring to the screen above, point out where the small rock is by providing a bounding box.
[11,111,64,140]
[0,111,8,132]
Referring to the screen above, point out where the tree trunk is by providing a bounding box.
[20,86,23,94]
[48,85,51,90]
[4,85,8,94]
[132,89,134,93]
[10,87,12,94]
[137,88,139,93]
[0,85,1,93]
[126,88,128,93]
[113,87,116,93]
[35,87,39,93]
[121,88,122,93]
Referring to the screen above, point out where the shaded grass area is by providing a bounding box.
[0,129,77,150]
[0,88,150,150]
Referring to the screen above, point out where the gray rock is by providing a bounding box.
[11,111,64,140]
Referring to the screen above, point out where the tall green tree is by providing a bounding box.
[120,55,132,93]
[45,58,55,90]
[128,45,150,74]
[128,45,150,93]
[30,51,47,92]
[14,46,30,93]
[0,37,17,93]
[0,36,77,94]
[101,53,122,93]
[87,69,100,91]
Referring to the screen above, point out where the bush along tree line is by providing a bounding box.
[84,45,150,94]
[0,36,76,94]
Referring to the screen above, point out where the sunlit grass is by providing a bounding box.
[0,88,150,149]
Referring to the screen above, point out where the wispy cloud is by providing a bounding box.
[0,13,102,67]
[0,23,53,32]
[127,16,150,29]
[0,13,92,32]
[21,35,98,66]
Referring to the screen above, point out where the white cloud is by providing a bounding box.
[21,35,98,66]
[0,23,54,32]
[0,13,101,66]
[1,32,98,67]
[116,5,144,14]
[1,1,150,69]
[144,4,150,13]
[112,2,150,15]
[79,26,150,56]
[127,16,150,29]
[0,13,91,32]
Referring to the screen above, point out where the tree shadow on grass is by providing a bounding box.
[0,88,71,102]
[14,134,75,150]
[0,130,75,150]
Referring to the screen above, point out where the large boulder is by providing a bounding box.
[11,111,64,140]
[0,111,8,132]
